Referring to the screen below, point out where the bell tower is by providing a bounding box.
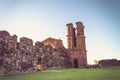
[66,23,76,49]
[66,22,87,68]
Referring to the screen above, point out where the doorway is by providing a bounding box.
[38,58,41,64]
[74,58,78,68]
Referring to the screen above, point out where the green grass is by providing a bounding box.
[0,67,120,80]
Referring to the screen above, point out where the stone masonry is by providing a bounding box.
[0,21,88,76]
[0,30,68,76]
[66,22,87,68]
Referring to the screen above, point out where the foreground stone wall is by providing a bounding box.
[0,30,68,76]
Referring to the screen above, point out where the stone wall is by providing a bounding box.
[0,30,68,76]
[99,59,120,67]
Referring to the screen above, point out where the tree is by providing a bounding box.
[94,60,98,65]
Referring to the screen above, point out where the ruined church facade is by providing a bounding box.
[66,22,87,68]
[0,21,87,76]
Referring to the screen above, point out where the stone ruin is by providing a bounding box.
[99,59,120,67]
[0,30,69,76]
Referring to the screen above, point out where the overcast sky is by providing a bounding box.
[0,0,120,64]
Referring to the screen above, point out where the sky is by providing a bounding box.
[0,0,120,64]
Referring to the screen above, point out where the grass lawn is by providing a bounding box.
[0,67,120,80]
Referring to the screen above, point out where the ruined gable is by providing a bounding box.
[42,37,63,49]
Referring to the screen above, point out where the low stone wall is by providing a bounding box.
[99,59,120,67]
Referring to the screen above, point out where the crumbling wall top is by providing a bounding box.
[35,41,44,48]
[76,22,83,27]
[0,30,10,38]
[20,37,33,45]
[66,23,73,27]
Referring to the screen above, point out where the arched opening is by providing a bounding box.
[74,58,78,68]
[38,58,41,64]
[37,58,42,71]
